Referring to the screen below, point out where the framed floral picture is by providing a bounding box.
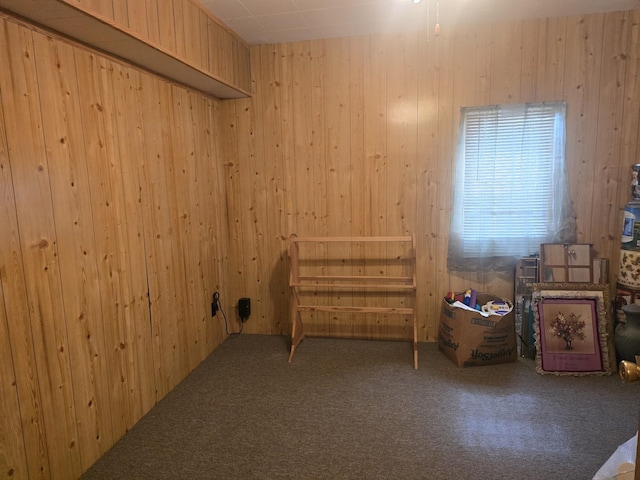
[531,283,615,376]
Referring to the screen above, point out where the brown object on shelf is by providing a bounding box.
[288,234,418,368]
[540,243,593,283]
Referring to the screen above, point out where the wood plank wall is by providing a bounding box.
[0,13,230,479]
[3,6,640,480]
[219,10,640,343]
[60,0,252,93]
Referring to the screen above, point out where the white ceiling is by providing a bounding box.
[200,0,640,45]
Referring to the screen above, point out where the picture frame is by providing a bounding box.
[531,283,615,376]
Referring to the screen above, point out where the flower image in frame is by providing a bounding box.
[541,301,596,355]
[548,312,586,350]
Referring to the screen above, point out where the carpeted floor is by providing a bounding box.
[81,335,639,480]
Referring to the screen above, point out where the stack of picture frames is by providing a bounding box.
[532,244,616,376]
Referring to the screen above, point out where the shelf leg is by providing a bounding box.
[288,313,304,363]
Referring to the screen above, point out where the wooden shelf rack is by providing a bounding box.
[288,234,418,368]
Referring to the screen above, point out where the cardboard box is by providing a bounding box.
[438,293,517,367]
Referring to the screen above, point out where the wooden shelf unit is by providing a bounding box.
[288,234,418,368]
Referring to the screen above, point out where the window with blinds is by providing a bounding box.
[447,101,576,271]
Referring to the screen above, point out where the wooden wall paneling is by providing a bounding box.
[164,84,193,368]
[233,94,268,335]
[170,86,202,369]
[74,0,115,21]
[387,32,419,236]
[262,44,291,336]
[213,10,640,340]
[305,40,329,336]
[563,14,605,243]
[127,0,149,39]
[74,50,134,440]
[416,30,440,342]
[138,74,176,400]
[433,31,456,300]
[207,18,220,81]
[155,0,177,55]
[217,29,235,88]
[472,24,493,108]
[158,84,192,388]
[0,92,38,480]
[232,55,273,334]
[108,62,157,417]
[348,36,365,240]
[199,9,210,74]
[448,27,478,318]
[181,0,201,70]
[172,0,186,60]
[168,85,196,371]
[206,98,232,319]
[385,32,418,340]
[184,89,213,359]
[0,19,82,480]
[104,57,155,423]
[489,22,523,104]
[145,0,161,45]
[321,37,354,338]
[520,19,540,103]
[279,43,296,239]
[0,292,28,480]
[536,17,568,101]
[242,46,274,334]
[591,11,628,264]
[348,37,367,322]
[111,0,128,27]
[289,42,314,251]
[287,41,316,337]
[233,37,251,95]
[278,43,297,337]
[361,35,388,338]
[217,95,245,332]
[192,95,226,348]
[33,32,113,469]
[451,28,477,173]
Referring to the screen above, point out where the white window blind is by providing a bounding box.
[447,102,576,271]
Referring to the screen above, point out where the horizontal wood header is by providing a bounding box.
[0,0,251,98]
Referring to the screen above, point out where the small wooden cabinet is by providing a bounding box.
[540,243,593,283]
[287,234,418,368]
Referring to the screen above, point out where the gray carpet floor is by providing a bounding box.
[81,335,639,480]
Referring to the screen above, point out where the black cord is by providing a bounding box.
[218,295,243,336]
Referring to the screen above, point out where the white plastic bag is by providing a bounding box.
[593,432,637,480]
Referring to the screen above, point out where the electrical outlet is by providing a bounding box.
[211,292,219,317]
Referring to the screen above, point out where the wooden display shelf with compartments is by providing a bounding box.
[287,234,418,368]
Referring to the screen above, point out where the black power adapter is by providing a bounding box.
[238,298,251,321]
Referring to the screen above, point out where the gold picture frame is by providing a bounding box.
[531,283,615,376]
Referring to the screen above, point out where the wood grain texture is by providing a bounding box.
[32,30,112,469]
[58,0,251,94]
[226,10,640,342]
[3,6,640,479]
[0,76,35,480]
[0,19,82,480]
[0,12,229,479]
